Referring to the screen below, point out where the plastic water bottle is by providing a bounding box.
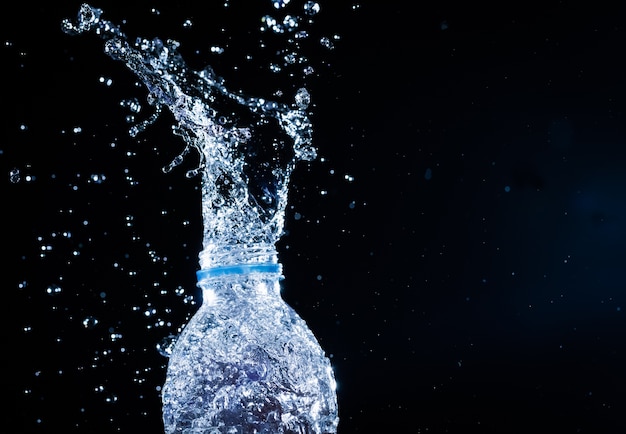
[162,263,339,433]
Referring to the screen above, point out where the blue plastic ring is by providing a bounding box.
[196,263,281,281]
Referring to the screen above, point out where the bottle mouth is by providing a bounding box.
[196,262,282,282]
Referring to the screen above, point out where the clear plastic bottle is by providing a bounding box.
[162,263,339,433]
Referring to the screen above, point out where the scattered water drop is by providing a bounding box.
[98,76,113,86]
[320,36,334,49]
[424,167,433,180]
[283,15,299,30]
[46,284,62,295]
[273,0,290,9]
[156,334,178,358]
[89,174,106,184]
[120,98,142,113]
[9,168,21,183]
[82,316,99,329]
[304,1,321,16]
[295,87,311,109]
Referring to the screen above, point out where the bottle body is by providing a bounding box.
[162,272,339,433]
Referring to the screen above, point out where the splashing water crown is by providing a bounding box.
[63,4,317,270]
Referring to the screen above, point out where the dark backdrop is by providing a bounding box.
[2,1,626,433]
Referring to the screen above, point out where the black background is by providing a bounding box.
[2,1,626,433]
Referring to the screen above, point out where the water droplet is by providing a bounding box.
[89,174,106,184]
[46,284,62,295]
[185,168,201,178]
[120,98,142,113]
[9,168,21,183]
[273,0,290,9]
[283,15,298,30]
[157,334,178,357]
[82,316,99,329]
[98,76,113,86]
[294,88,310,109]
[320,36,334,50]
[424,168,432,180]
[304,1,320,16]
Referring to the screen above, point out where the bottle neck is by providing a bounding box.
[196,262,284,306]
[196,262,282,281]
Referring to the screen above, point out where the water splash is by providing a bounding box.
[63,4,316,269]
[63,4,338,433]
